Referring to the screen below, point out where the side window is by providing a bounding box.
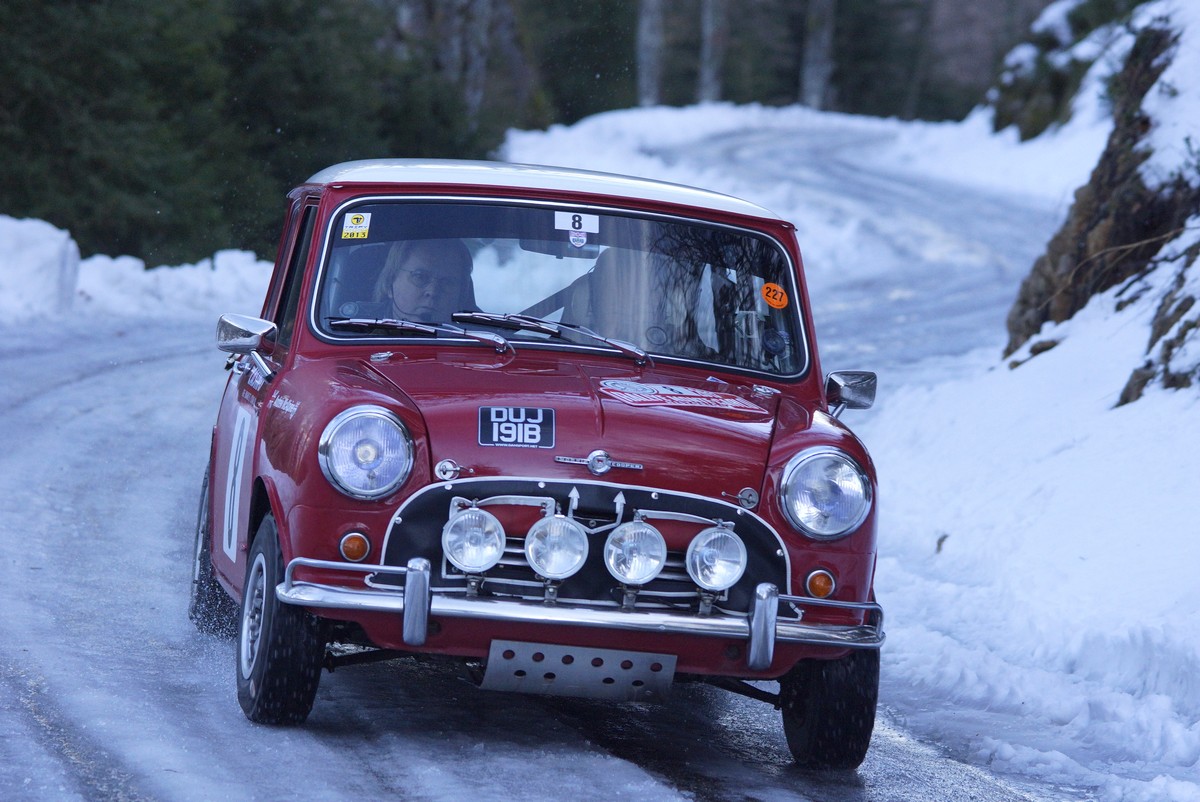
[274,206,318,350]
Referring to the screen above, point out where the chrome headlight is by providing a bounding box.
[442,508,506,573]
[685,526,747,591]
[604,521,667,585]
[780,447,872,539]
[524,515,589,580]
[318,405,413,500]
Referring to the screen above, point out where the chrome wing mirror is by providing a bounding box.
[217,313,277,380]
[826,371,876,418]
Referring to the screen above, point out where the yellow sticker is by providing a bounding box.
[761,282,788,309]
[341,212,371,239]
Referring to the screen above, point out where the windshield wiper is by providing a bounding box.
[326,317,512,354]
[452,312,650,366]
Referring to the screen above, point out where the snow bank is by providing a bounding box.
[0,215,79,316]
[75,249,270,319]
[1138,1,1200,190]
[861,282,1200,796]
[0,215,271,321]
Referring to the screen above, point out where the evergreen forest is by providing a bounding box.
[1,0,1051,264]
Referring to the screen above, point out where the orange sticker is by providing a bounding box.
[761,282,788,309]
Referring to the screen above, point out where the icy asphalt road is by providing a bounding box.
[0,124,1072,801]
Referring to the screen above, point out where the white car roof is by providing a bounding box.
[306,159,784,221]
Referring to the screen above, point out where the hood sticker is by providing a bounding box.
[599,380,765,413]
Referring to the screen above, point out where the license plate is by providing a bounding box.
[478,407,555,448]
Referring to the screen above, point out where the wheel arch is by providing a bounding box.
[248,477,284,558]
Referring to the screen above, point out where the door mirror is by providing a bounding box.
[826,371,876,416]
[217,313,277,355]
[217,314,278,381]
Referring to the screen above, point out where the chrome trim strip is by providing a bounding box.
[278,559,884,659]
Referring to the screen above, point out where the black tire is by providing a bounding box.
[780,649,879,770]
[236,514,325,724]
[188,470,238,638]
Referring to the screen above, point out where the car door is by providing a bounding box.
[210,200,318,589]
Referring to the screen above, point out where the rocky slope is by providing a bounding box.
[998,0,1200,403]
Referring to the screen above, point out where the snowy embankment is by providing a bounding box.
[1,2,1197,797]
[0,216,270,321]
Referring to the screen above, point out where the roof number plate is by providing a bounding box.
[554,211,598,233]
[478,407,555,449]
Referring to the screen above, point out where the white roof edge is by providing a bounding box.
[304,159,783,221]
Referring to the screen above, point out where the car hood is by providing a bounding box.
[366,354,789,497]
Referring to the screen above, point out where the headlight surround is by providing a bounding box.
[604,521,667,585]
[318,405,413,500]
[442,507,506,573]
[685,526,747,591]
[780,447,872,539]
[524,515,589,580]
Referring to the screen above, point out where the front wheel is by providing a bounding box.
[188,469,238,638]
[236,514,325,724]
[780,649,879,770]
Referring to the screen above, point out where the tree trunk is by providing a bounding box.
[800,0,836,109]
[697,0,727,103]
[901,0,935,120]
[638,0,665,107]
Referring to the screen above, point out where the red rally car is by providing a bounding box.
[190,159,883,769]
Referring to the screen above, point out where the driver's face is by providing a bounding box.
[390,255,464,322]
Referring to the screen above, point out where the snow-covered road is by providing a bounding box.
[0,322,1042,802]
[0,113,1090,800]
[0,324,1054,802]
[646,124,1059,370]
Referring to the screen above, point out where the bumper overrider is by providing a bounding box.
[275,477,884,673]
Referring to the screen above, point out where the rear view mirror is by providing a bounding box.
[826,371,876,417]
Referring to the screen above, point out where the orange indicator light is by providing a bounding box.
[340,532,371,562]
[806,569,836,598]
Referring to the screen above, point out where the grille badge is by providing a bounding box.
[555,449,643,476]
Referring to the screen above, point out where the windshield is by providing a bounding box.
[313,200,807,376]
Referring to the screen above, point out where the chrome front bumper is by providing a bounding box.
[278,557,884,671]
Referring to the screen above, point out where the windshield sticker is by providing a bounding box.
[341,212,371,239]
[568,230,588,248]
[479,407,556,448]
[599,380,765,413]
[761,282,789,309]
[555,211,599,234]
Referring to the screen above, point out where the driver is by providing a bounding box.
[374,239,473,323]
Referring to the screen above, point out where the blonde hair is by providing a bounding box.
[373,239,473,302]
